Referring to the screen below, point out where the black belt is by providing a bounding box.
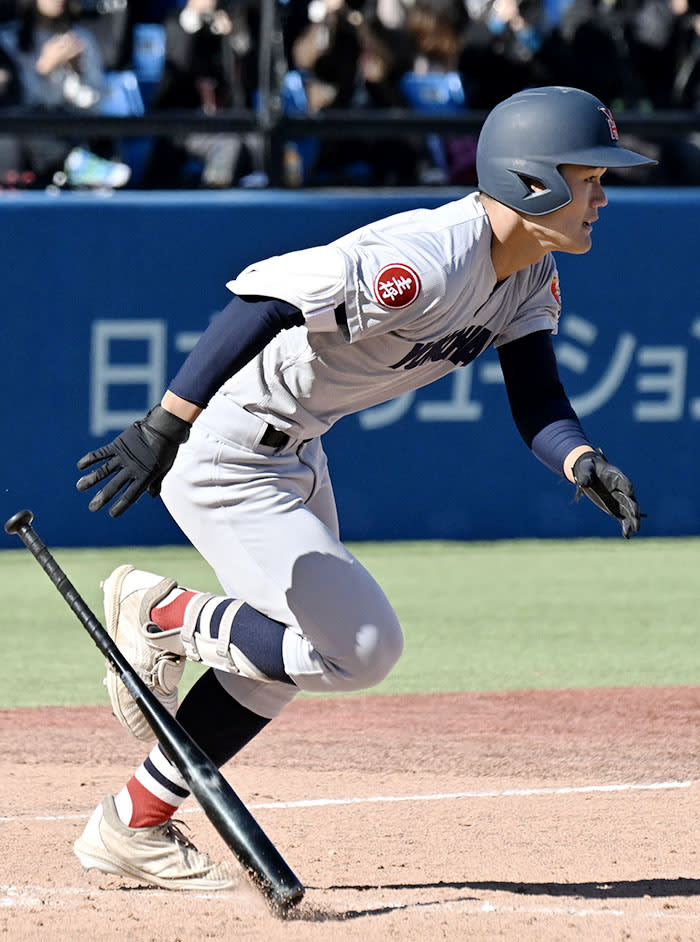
[260,425,292,449]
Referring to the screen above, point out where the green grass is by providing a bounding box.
[0,538,698,707]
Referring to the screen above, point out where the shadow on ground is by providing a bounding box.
[319,876,700,901]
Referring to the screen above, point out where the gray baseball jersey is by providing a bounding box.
[220,191,562,439]
[162,192,563,718]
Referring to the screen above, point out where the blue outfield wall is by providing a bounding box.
[0,188,698,549]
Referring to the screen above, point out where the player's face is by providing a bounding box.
[529,165,608,255]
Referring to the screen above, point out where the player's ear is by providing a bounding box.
[519,174,548,194]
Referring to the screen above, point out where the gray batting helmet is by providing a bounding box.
[476,86,657,215]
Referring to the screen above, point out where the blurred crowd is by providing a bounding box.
[0,0,699,189]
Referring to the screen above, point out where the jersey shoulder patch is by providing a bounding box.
[372,263,421,309]
[550,272,561,309]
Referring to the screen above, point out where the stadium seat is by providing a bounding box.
[100,71,150,184]
[543,0,575,27]
[100,70,145,117]
[399,72,466,113]
[399,72,467,182]
[279,70,320,185]
[280,69,309,115]
[132,22,167,106]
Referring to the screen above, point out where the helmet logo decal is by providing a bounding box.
[599,106,619,141]
[373,263,421,309]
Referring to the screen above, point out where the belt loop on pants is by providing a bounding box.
[260,425,292,449]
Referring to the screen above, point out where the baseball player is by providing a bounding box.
[73,86,650,890]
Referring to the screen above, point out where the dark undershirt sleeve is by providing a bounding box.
[497,329,591,476]
[169,294,305,408]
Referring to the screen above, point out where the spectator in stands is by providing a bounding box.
[400,0,476,185]
[0,0,131,185]
[651,0,700,181]
[288,0,419,184]
[554,0,664,182]
[290,0,364,112]
[351,3,419,182]
[357,5,415,109]
[0,37,23,184]
[671,0,700,96]
[405,0,466,73]
[0,30,19,101]
[556,0,642,107]
[6,0,104,107]
[459,0,562,109]
[0,0,17,23]
[78,0,133,72]
[625,0,680,108]
[142,0,262,188]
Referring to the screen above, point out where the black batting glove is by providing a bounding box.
[572,448,642,539]
[76,405,191,518]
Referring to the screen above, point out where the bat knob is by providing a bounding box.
[4,509,34,535]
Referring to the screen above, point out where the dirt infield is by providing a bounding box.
[1,686,699,941]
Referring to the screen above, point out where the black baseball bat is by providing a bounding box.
[4,509,304,912]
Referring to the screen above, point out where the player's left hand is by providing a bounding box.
[572,449,642,539]
[76,405,191,518]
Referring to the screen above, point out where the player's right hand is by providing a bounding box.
[76,405,191,518]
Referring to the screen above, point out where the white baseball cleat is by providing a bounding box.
[74,795,236,891]
[102,564,186,741]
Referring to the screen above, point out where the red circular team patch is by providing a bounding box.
[373,263,421,309]
[550,273,561,306]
